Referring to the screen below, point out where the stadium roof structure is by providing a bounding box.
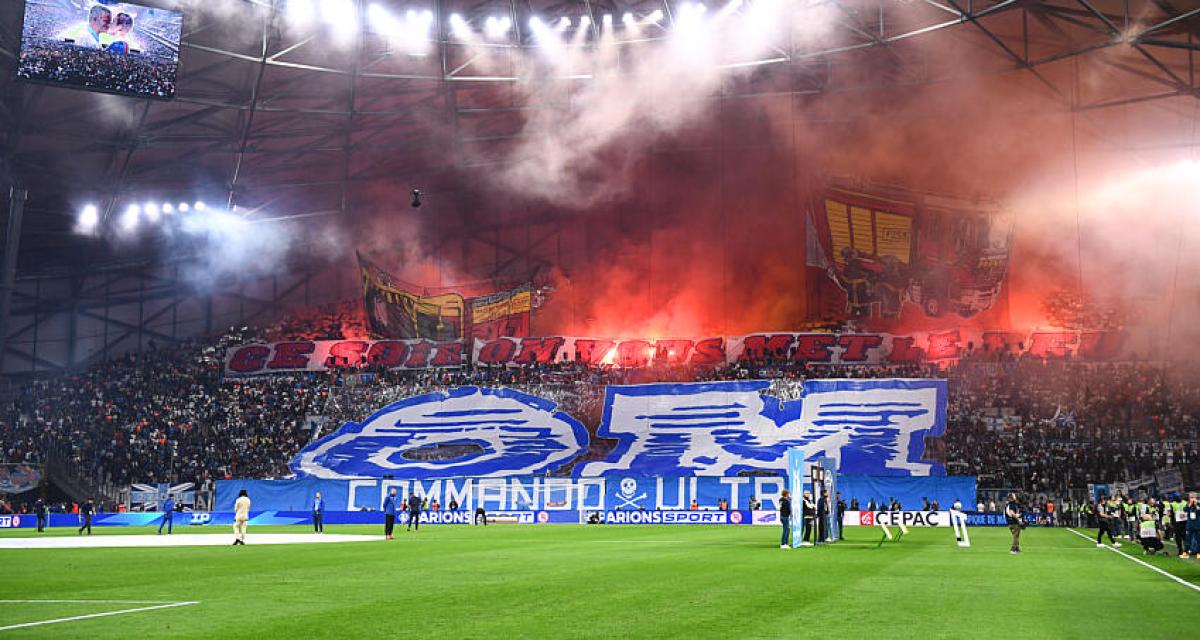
[2,0,1198,271]
[0,0,1198,376]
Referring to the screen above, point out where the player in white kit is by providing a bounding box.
[233,489,251,546]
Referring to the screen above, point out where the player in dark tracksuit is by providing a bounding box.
[802,492,816,544]
[35,498,47,533]
[779,490,792,548]
[1095,499,1120,546]
[78,498,95,535]
[407,495,424,531]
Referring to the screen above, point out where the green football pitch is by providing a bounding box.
[1,525,1198,638]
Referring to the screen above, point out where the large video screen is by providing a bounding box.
[16,0,183,100]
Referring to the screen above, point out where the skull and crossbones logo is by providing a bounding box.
[615,477,647,509]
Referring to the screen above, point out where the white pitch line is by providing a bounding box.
[0,601,198,632]
[0,600,179,604]
[1066,528,1200,595]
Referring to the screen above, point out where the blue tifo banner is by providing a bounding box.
[291,379,948,479]
[216,474,975,514]
[218,476,785,512]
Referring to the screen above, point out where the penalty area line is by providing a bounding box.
[0,600,198,632]
[1066,528,1200,595]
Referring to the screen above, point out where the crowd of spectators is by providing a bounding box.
[259,301,370,342]
[3,304,1199,505]
[18,39,177,98]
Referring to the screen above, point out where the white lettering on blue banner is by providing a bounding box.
[603,511,729,525]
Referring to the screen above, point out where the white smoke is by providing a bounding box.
[159,208,296,287]
[472,1,838,207]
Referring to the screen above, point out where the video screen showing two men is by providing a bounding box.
[17,0,184,100]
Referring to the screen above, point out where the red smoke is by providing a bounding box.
[325,26,1198,352]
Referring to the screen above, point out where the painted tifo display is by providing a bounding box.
[292,379,947,479]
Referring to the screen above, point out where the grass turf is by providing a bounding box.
[1,525,1199,638]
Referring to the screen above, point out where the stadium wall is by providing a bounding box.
[0,507,1018,530]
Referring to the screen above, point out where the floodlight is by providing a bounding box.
[120,205,139,231]
[287,0,316,24]
[77,204,99,233]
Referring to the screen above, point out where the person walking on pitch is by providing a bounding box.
[1005,493,1023,554]
[1096,498,1120,547]
[158,494,175,535]
[383,488,397,539]
[233,489,251,545]
[407,494,424,531]
[78,498,95,535]
[312,491,324,534]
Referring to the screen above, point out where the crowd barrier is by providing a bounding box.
[0,509,1026,529]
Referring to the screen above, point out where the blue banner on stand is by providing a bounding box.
[290,379,947,480]
[216,476,791,513]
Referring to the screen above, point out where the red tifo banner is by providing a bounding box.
[225,339,464,376]
[222,329,1123,376]
[472,329,1123,367]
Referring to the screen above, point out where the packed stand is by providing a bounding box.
[3,305,1200,498]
